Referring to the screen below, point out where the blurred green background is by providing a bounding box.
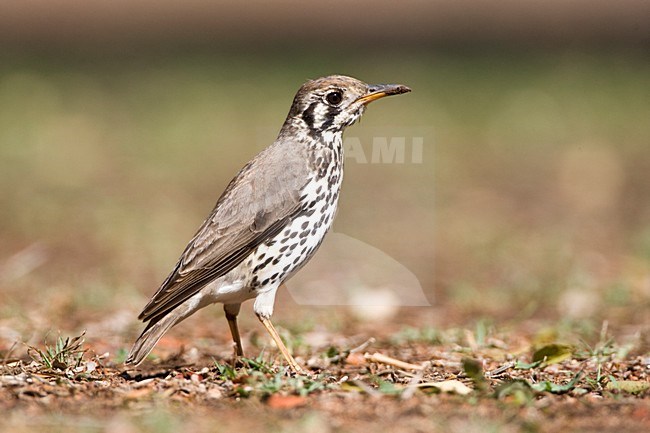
[0,1,648,350]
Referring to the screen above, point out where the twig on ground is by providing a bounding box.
[364,352,425,371]
[486,361,516,378]
[329,337,376,363]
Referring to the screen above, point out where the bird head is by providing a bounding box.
[283,75,411,136]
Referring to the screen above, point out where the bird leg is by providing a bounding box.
[258,315,303,374]
[224,304,244,357]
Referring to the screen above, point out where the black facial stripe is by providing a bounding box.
[302,102,317,128]
[320,105,341,130]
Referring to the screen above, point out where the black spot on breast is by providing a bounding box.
[301,221,309,229]
[333,146,341,161]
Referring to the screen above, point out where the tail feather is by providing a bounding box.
[125,314,179,366]
[126,290,211,366]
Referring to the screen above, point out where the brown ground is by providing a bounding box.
[1,311,649,433]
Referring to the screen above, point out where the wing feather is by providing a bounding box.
[138,142,310,324]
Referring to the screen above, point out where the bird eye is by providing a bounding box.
[325,91,343,106]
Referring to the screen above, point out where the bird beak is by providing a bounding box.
[356,83,411,105]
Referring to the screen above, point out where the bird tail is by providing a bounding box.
[125,313,179,366]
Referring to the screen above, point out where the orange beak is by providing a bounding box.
[355,83,411,105]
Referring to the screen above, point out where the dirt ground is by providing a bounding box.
[1,310,649,433]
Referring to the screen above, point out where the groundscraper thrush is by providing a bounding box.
[126,75,411,373]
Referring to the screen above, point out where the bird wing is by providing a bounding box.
[138,142,311,324]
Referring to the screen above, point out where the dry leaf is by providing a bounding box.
[417,380,472,395]
[345,352,367,366]
[606,380,650,394]
[266,394,308,409]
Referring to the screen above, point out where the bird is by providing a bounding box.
[126,75,411,373]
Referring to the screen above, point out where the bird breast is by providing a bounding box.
[243,138,344,293]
